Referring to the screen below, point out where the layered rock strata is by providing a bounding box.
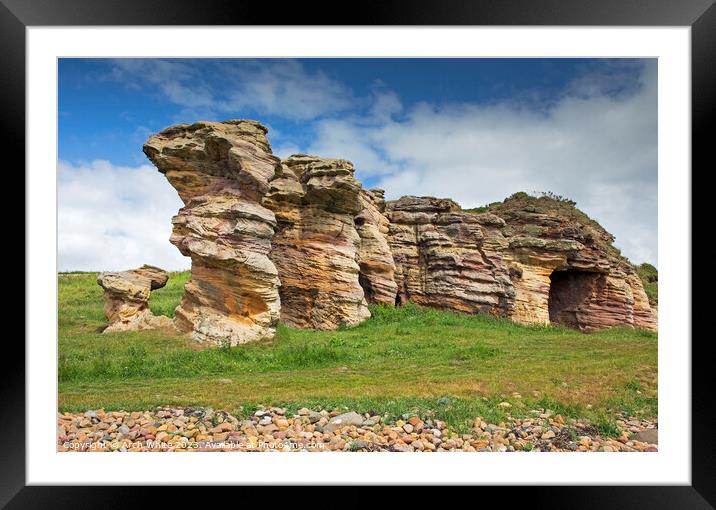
[355,189,398,305]
[486,192,657,331]
[143,121,281,345]
[385,196,515,315]
[384,193,657,332]
[263,155,370,329]
[97,265,172,332]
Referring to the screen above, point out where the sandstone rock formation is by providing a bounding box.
[141,119,656,340]
[355,188,398,305]
[483,192,657,331]
[143,121,281,345]
[263,155,370,329]
[385,196,515,315]
[97,265,172,332]
[384,192,657,332]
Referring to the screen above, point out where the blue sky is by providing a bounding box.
[58,58,657,271]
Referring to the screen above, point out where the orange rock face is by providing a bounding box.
[355,189,398,306]
[385,193,657,332]
[143,121,282,345]
[263,155,371,329]
[492,192,657,331]
[385,196,515,315]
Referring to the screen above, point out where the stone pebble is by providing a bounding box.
[57,407,658,453]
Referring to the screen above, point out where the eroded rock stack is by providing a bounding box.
[143,121,281,345]
[138,119,656,342]
[263,155,370,329]
[97,265,172,332]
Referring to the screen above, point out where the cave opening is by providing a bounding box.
[358,272,374,304]
[548,270,600,328]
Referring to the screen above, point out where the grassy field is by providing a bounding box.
[58,271,657,434]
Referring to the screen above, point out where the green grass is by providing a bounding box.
[58,271,658,435]
[462,201,502,214]
[149,271,190,318]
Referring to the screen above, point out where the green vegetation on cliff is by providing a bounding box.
[635,262,658,306]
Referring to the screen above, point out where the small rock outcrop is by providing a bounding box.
[97,265,172,332]
[385,196,515,315]
[143,121,281,345]
[263,155,370,329]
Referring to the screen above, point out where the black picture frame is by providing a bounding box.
[4,0,709,503]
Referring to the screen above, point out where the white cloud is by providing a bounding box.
[271,143,303,160]
[58,160,189,271]
[369,87,403,122]
[221,60,354,120]
[108,59,354,121]
[110,59,216,108]
[307,119,404,177]
[307,61,658,265]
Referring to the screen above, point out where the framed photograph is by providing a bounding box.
[7,0,709,501]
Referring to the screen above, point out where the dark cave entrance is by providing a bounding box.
[548,270,600,328]
[358,272,374,304]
